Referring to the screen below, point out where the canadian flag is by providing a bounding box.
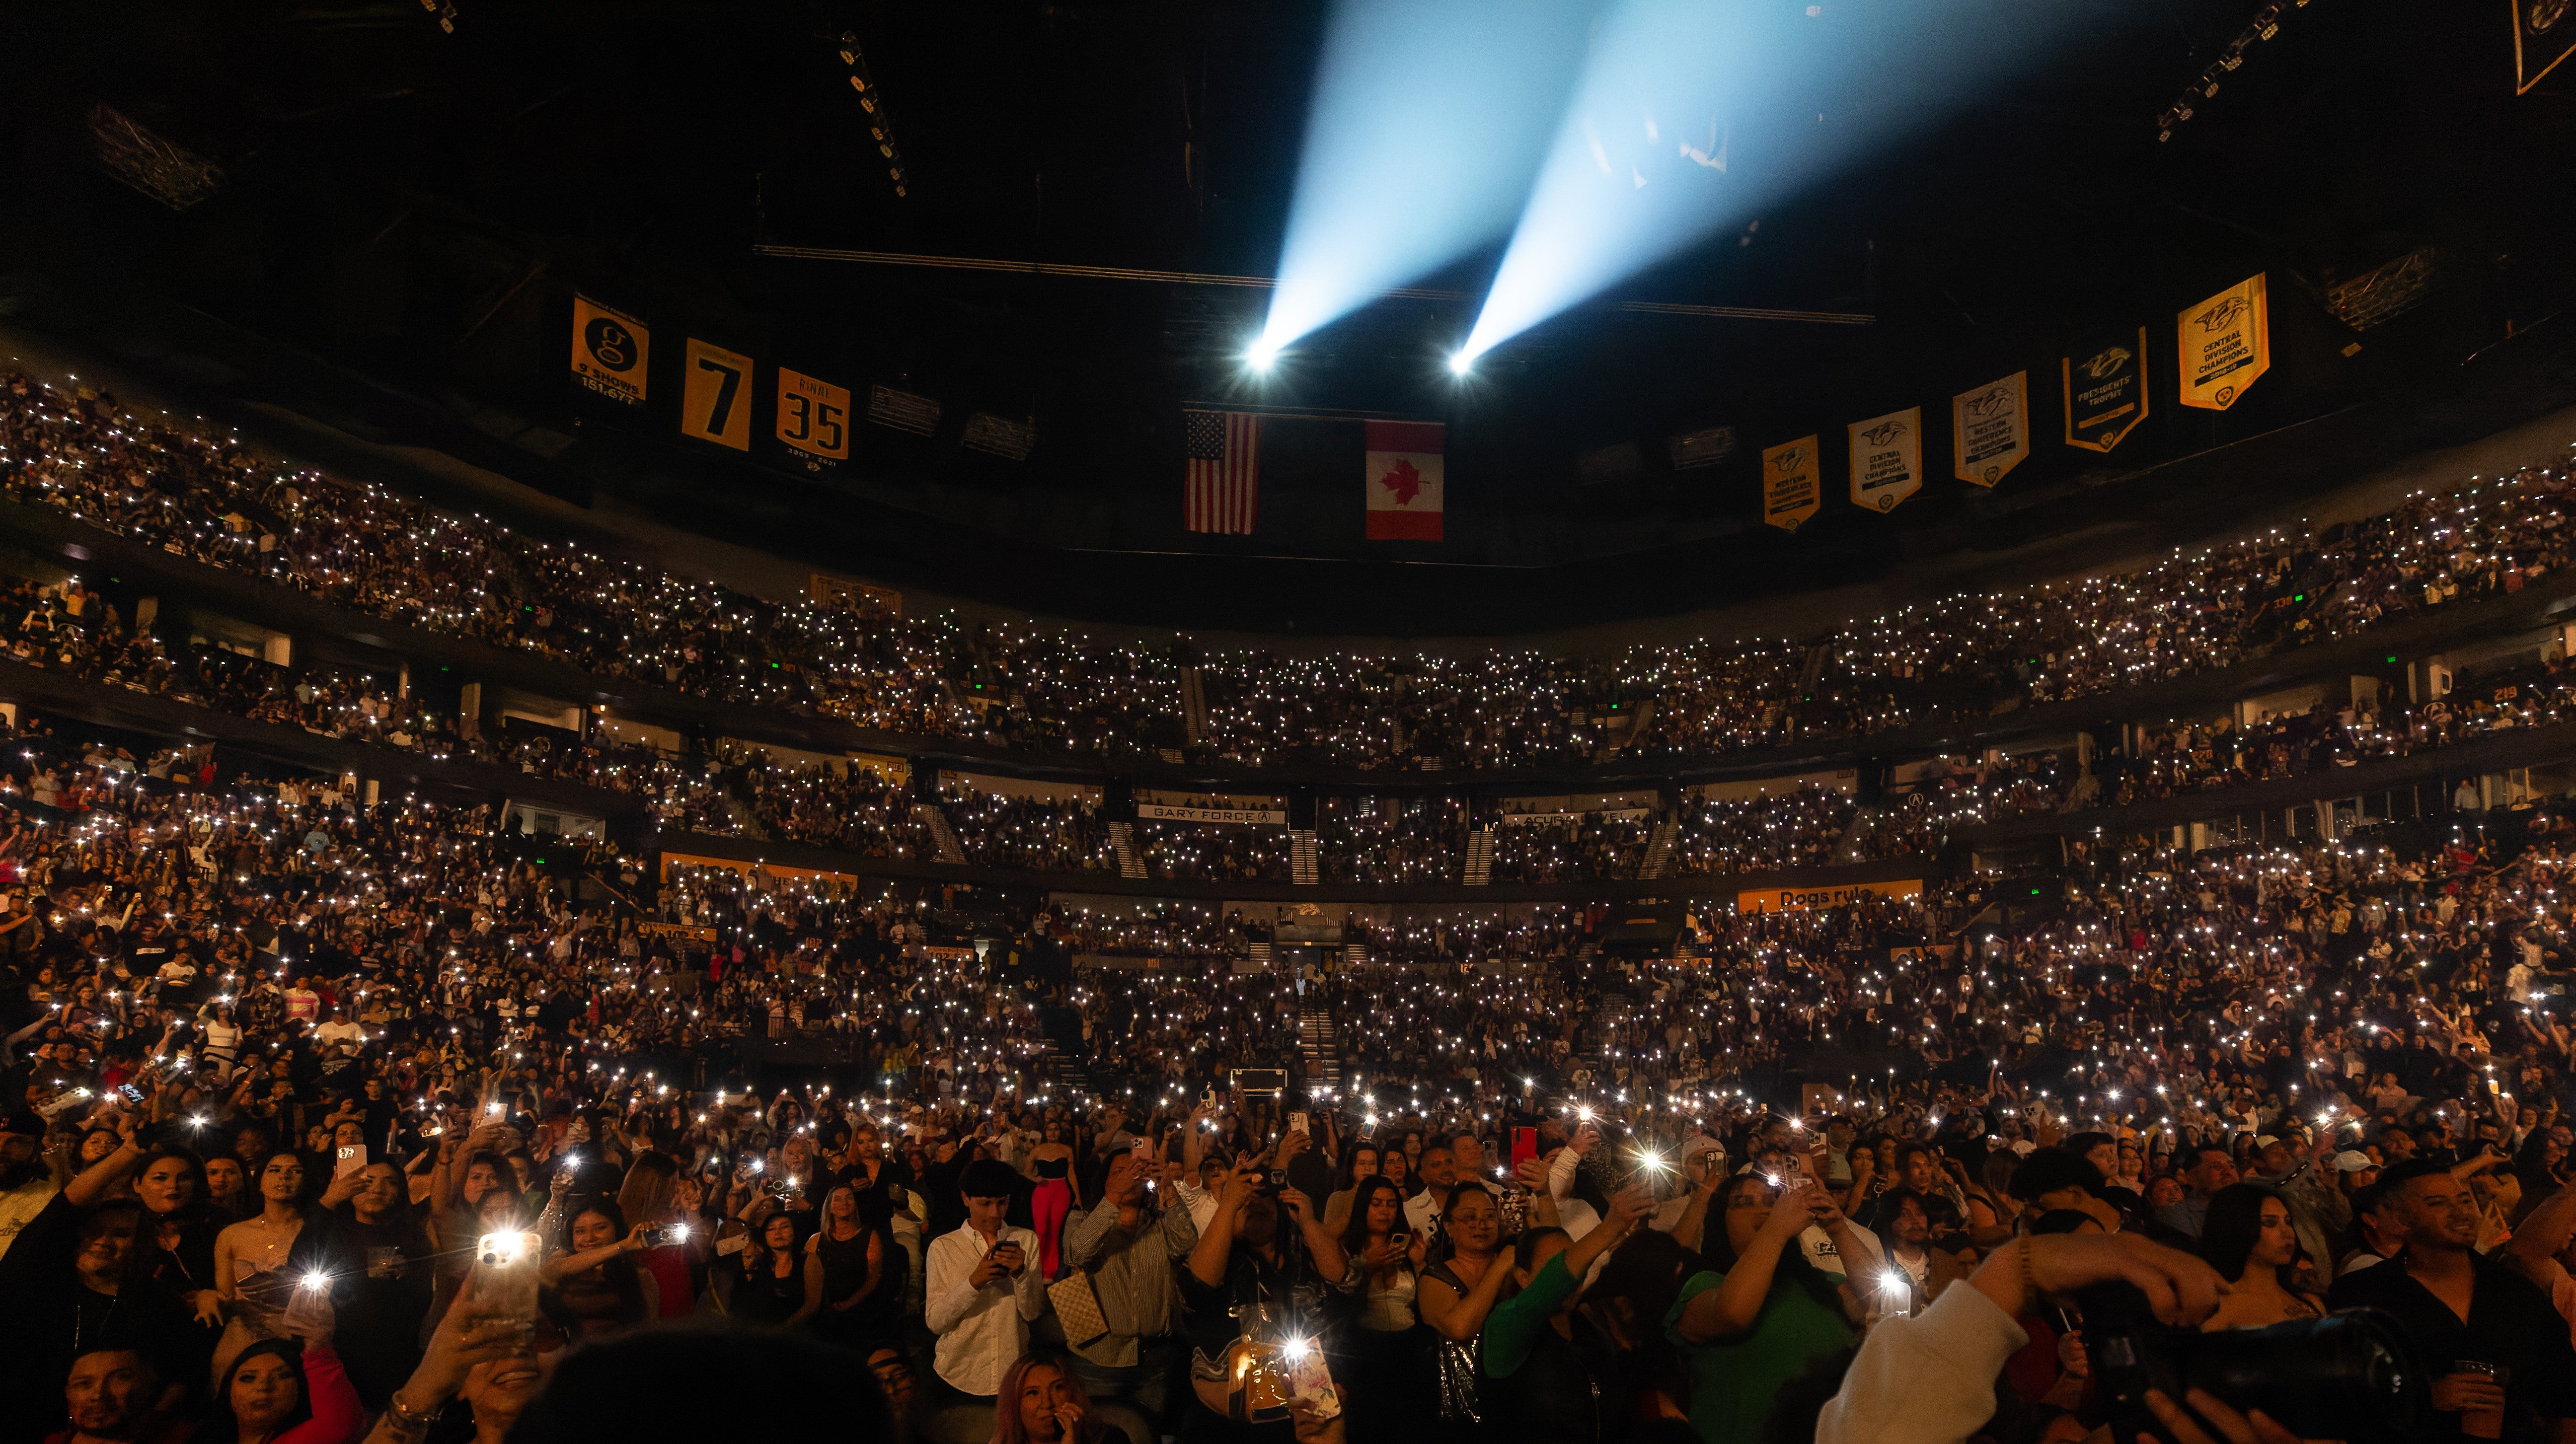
[1365,420,1445,541]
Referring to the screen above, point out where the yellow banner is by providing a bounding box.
[776,368,851,465]
[1761,435,1821,532]
[1952,371,2028,486]
[659,851,866,886]
[570,295,648,405]
[681,339,756,450]
[636,921,718,943]
[1735,879,1922,913]
[2177,273,2269,410]
[1847,406,1922,513]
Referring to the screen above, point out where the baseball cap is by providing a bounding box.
[2332,1150,2375,1172]
[2254,1135,2281,1149]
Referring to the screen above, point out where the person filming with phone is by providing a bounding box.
[925,1159,1046,1439]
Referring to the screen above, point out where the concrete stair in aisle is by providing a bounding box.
[1108,821,1148,879]
[1463,827,1494,885]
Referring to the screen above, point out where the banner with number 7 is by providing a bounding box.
[681,338,755,451]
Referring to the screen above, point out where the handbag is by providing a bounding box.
[1048,1269,1112,1351]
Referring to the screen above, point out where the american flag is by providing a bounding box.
[1183,408,1259,535]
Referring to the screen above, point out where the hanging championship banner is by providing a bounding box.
[2516,0,2576,93]
[2177,274,2270,411]
[1847,406,1922,513]
[680,338,755,451]
[569,295,648,406]
[1952,371,2029,486]
[2063,328,2149,453]
[775,368,851,468]
[1761,435,1820,532]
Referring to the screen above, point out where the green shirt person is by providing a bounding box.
[1665,1172,1869,1444]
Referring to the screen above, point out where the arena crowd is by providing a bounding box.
[0,692,2556,1444]
[7,370,2576,780]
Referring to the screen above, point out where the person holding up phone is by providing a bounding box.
[1669,1173,1870,1444]
[926,1160,1047,1435]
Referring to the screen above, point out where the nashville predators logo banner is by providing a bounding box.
[1847,407,1923,513]
[1761,435,1820,532]
[2517,0,2576,92]
[2063,328,2148,453]
[2177,274,2270,411]
[570,295,648,406]
[1952,371,2028,486]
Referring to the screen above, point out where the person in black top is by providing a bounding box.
[721,1210,807,1325]
[2327,1159,2576,1444]
[1177,1148,1351,1437]
[0,1196,197,1444]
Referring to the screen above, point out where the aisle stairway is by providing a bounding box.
[1638,819,1679,879]
[915,803,966,864]
[1108,821,1148,879]
[1463,827,1495,885]
[1298,1002,1345,1091]
[1289,829,1318,885]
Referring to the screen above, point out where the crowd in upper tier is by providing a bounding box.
[8,370,2576,780]
[10,512,2576,890]
[0,694,2568,1444]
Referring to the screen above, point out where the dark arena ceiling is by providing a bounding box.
[4,0,2576,635]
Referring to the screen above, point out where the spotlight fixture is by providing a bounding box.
[834,30,909,198]
[1447,350,1475,377]
[1246,340,1282,372]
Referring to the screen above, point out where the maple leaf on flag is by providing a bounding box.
[1377,458,1423,506]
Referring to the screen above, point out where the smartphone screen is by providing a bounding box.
[1288,1112,1309,1136]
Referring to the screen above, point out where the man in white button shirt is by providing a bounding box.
[924,1159,1046,1433]
[1404,1133,1459,1235]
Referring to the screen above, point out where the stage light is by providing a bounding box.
[1246,340,1282,373]
[1446,350,1475,377]
[1461,0,2076,356]
[1256,0,1590,357]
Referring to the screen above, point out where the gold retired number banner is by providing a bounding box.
[1952,371,2028,486]
[776,368,851,468]
[1847,406,1922,513]
[681,338,755,451]
[2177,273,2270,411]
[1761,435,1820,532]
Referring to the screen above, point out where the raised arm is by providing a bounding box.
[1677,1179,1815,1344]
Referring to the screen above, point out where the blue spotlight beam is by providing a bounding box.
[1462,0,2083,360]
[1256,0,1599,355]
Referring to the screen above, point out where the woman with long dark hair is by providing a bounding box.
[1668,1173,1865,1444]
[2198,1184,2323,1329]
[723,1211,806,1325]
[1323,1141,1383,1236]
[540,1200,655,1342]
[214,1151,310,1351]
[202,1334,364,1444]
[1334,1174,1429,1439]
